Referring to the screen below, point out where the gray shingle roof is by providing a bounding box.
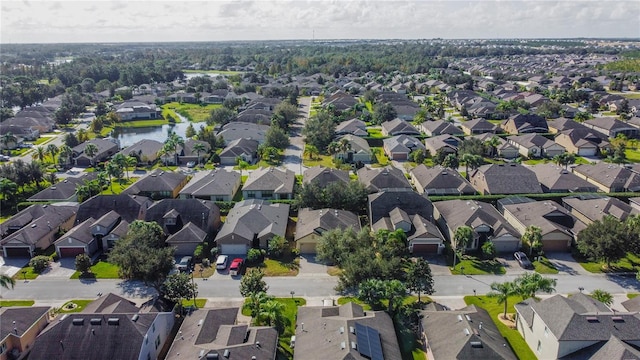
[470,164,543,194]
[410,164,476,195]
[179,169,240,198]
[215,200,289,243]
[1,204,78,247]
[295,208,361,241]
[243,167,295,194]
[76,194,152,224]
[434,199,518,239]
[381,118,420,135]
[530,163,598,193]
[357,166,412,193]
[28,173,96,201]
[123,169,188,196]
[303,166,350,187]
[368,191,433,227]
[502,198,586,236]
[562,195,639,223]
[572,163,640,191]
[0,306,49,341]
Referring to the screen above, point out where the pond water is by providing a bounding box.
[110,121,193,148]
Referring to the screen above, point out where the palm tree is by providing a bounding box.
[514,273,557,299]
[488,281,517,318]
[484,136,501,159]
[165,130,184,166]
[57,144,73,169]
[338,138,352,162]
[1,132,17,155]
[111,153,128,180]
[0,274,16,290]
[303,144,319,160]
[236,158,249,178]
[0,177,17,205]
[75,182,91,202]
[96,171,109,191]
[247,291,272,318]
[33,146,46,163]
[126,156,138,176]
[589,289,613,307]
[522,225,543,256]
[259,299,285,328]
[26,161,44,189]
[192,142,207,165]
[46,144,59,165]
[105,162,122,192]
[453,226,474,268]
[84,143,98,167]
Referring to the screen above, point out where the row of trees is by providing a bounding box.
[488,273,557,318]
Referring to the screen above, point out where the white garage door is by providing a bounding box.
[220,244,248,255]
[298,242,317,254]
[493,241,520,254]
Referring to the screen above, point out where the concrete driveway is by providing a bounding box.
[0,256,29,277]
[545,252,589,275]
[37,257,78,278]
[298,254,330,277]
[496,255,531,275]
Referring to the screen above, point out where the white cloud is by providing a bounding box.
[1,0,638,43]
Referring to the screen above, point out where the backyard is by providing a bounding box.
[161,102,222,123]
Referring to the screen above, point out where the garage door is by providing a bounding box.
[59,247,85,258]
[4,247,31,257]
[543,240,569,252]
[578,148,597,156]
[411,244,438,254]
[220,244,248,255]
[298,242,317,254]
[392,153,407,161]
[493,241,520,253]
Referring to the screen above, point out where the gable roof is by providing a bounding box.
[165,308,278,360]
[123,169,188,196]
[179,169,240,198]
[501,198,586,237]
[421,304,517,360]
[215,200,289,242]
[144,198,219,235]
[75,194,151,224]
[242,167,295,194]
[217,122,268,143]
[559,335,640,360]
[117,139,164,159]
[0,306,50,341]
[368,191,433,227]
[434,199,518,239]
[562,195,639,224]
[470,164,543,194]
[381,118,420,135]
[410,165,476,195]
[303,166,350,187]
[336,118,368,136]
[1,204,78,246]
[383,135,426,154]
[295,208,361,240]
[507,133,562,150]
[461,118,498,132]
[338,134,371,153]
[28,173,96,201]
[357,166,412,192]
[166,222,208,244]
[530,163,599,193]
[503,113,549,133]
[419,120,463,136]
[81,293,139,314]
[55,217,95,245]
[573,163,640,191]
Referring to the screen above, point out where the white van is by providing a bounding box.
[215,255,229,270]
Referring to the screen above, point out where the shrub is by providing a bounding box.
[193,244,204,260]
[267,236,286,259]
[202,258,211,268]
[29,255,51,273]
[75,253,92,273]
[209,247,219,259]
[247,248,263,264]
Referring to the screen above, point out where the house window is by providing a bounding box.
[544,326,549,338]
[536,340,542,353]
[152,323,156,333]
[0,342,6,354]
[262,191,273,199]
[155,335,160,349]
[246,191,256,199]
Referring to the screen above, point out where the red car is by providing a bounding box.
[229,258,244,276]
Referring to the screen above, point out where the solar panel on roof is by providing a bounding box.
[355,323,384,360]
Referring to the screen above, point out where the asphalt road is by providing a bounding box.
[3,273,638,301]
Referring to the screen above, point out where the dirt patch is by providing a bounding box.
[497,313,517,329]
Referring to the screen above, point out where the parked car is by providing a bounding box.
[186,161,196,168]
[216,255,229,270]
[229,258,244,276]
[175,256,193,272]
[514,251,533,269]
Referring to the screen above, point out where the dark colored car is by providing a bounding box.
[514,251,533,269]
[176,256,193,272]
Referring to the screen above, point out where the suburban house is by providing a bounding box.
[460,118,498,135]
[81,293,140,314]
[302,166,350,187]
[218,138,259,165]
[178,169,241,202]
[215,199,290,255]
[554,128,609,156]
[333,134,373,164]
[584,117,639,139]
[114,101,161,120]
[54,217,101,258]
[530,164,599,193]
[242,167,295,200]
[433,199,520,253]
[27,173,96,202]
[424,134,461,156]
[3,106,56,134]
[144,199,221,256]
[547,117,584,134]
[217,121,269,144]
[28,311,174,360]
[621,296,640,312]
[122,169,189,199]
[382,135,426,161]
[159,139,211,166]
[295,208,361,254]
[515,294,640,359]
[499,197,586,252]
[630,197,640,212]
[357,166,413,193]
[470,164,543,195]
[420,304,517,360]
[335,118,368,137]
[368,191,444,254]
[507,134,566,158]
[381,118,420,136]
[234,109,271,125]
[419,120,464,137]
[501,114,549,134]
[0,306,50,360]
[293,302,402,360]
[116,139,164,165]
[75,194,152,224]
[572,163,640,192]
[410,164,475,195]
[562,195,639,225]
[164,308,278,360]
[0,204,77,258]
[72,138,119,167]
[472,133,519,159]
[0,124,39,143]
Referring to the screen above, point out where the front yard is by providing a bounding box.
[58,299,94,313]
[70,260,120,279]
[248,256,300,276]
[575,251,640,273]
[451,257,506,275]
[464,295,537,360]
[13,265,40,280]
[162,102,222,122]
[532,257,559,274]
[0,300,35,307]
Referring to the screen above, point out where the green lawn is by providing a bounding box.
[336,296,372,310]
[628,293,639,299]
[70,260,120,279]
[371,147,389,166]
[0,300,35,307]
[181,298,208,308]
[533,257,559,274]
[99,178,136,195]
[367,128,386,139]
[451,258,506,275]
[464,296,537,360]
[625,149,640,163]
[302,154,335,168]
[13,266,40,280]
[162,102,222,123]
[33,136,54,145]
[59,300,94,313]
[242,297,306,360]
[576,252,640,273]
[116,119,173,128]
[249,257,299,276]
[523,158,550,165]
[181,69,243,76]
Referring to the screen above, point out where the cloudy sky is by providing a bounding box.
[1,0,639,44]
